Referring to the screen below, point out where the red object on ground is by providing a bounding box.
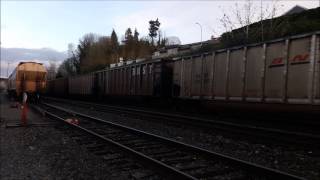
[21,103,28,126]
[65,118,79,125]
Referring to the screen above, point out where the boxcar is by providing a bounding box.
[173,31,320,105]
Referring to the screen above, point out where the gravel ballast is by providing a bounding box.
[48,100,320,180]
[0,95,133,180]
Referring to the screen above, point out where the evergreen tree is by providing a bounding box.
[111,29,119,48]
[149,18,160,45]
[57,28,156,74]
[125,28,133,42]
[133,28,139,42]
[111,29,119,63]
[133,28,140,58]
[124,28,134,60]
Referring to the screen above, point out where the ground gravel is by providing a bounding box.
[0,94,131,180]
[50,101,320,180]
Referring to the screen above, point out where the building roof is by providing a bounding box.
[283,5,307,16]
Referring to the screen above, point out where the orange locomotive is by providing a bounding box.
[8,62,47,99]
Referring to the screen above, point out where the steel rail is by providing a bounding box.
[32,105,196,180]
[43,97,320,146]
[39,102,305,180]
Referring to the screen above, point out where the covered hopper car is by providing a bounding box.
[8,62,47,98]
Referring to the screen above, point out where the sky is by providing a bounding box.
[1,0,319,51]
[0,0,319,77]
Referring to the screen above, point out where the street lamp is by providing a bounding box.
[7,62,11,78]
[195,22,203,44]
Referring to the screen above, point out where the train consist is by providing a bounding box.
[8,62,47,98]
[47,31,320,110]
[47,58,173,98]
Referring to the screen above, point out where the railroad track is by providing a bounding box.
[34,102,304,180]
[43,97,320,148]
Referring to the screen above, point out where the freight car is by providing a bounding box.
[94,58,172,97]
[8,62,47,99]
[47,31,320,112]
[172,31,320,106]
[47,58,173,99]
[46,77,68,97]
[69,73,94,96]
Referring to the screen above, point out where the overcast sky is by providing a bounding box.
[0,0,319,77]
[1,0,319,51]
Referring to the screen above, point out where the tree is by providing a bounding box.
[47,61,57,80]
[123,28,134,60]
[157,29,167,47]
[111,29,119,52]
[148,18,160,45]
[133,28,139,42]
[133,28,140,58]
[56,58,77,77]
[111,29,119,47]
[138,37,153,58]
[67,43,75,58]
[160,37,168,47]
[157,29,162,46]
[219,0,283,45]
[124,28,133,42]
[110,29,119,63]
[77,33,97,72]
[57,27,157,74]
[265,0,284,40]
[219,0,257,42]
